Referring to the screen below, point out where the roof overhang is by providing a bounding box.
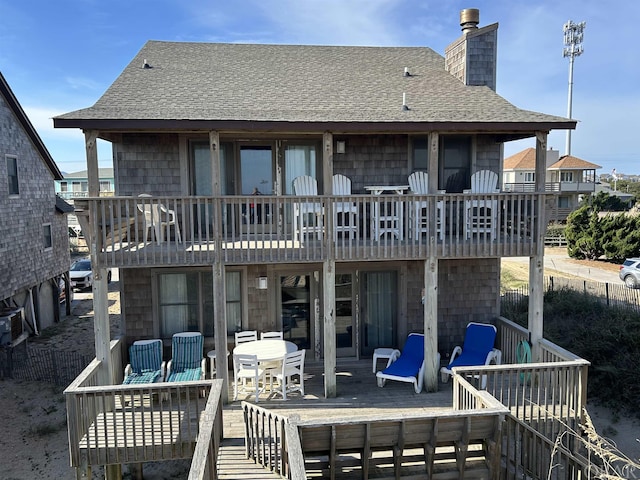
[54,118,576,140]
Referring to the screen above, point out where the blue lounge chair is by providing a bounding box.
[376,333,439,394]
[440,322,501,387]
[166,332,206,382]
[123,339,165,384]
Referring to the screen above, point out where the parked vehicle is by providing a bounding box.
[619,258,640,288]
[69,259,111,290]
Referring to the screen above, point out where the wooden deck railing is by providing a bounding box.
[243,381,508,480]
[241,402,290,477]
[74,192,547,268]
[187,381,225,480]
[65,350,222,474]
[450,326,591,480]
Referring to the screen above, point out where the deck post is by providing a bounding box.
[323,259,336,397]
[212,261,229,402]
[424,254,438,392]
[529,132,548,360]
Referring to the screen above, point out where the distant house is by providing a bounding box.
[503,147,600,221]
[55,168,115,199]
[55,168,114,235]
[0,71,72,335]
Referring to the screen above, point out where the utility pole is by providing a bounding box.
[563,20,586,156]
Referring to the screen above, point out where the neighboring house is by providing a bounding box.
[55,168,115,199]
[503,147,600,221]
[55,168,115,236]
[0,71,72,337]
[54,9,576,397]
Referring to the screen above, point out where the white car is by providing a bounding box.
[69,259,111,290]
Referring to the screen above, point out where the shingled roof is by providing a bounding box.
[549,155,601,170]
[1,71,63,180]
[54,41,575,135]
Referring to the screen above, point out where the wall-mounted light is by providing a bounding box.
[257,277,268,290]
[336,141,346,154]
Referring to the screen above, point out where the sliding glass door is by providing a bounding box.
[360,271,397,356]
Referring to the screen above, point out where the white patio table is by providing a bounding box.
[233,339,298,362]
[365,185,410,240]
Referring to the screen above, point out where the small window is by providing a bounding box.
[7,156,19,195]
[524,172,535,182]
[43,224,52,250]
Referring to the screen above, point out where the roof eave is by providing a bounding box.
[53,118,577,135]
[1,72,63,180]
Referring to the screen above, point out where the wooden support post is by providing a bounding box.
[209,131,221,196]
[85,130,99,197]
[323,132,333,194]
[323,259,336,398]
[529,132,548,360]
[212,262,229,403]
[423,254,438,392]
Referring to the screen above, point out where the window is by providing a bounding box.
[60,182,68,192]
[43,224,52,250]
[156,269,242,339]
[524,172,535,182]
[284,144,316,194]
[560,171,574,182]
[7,156,18,195]
[411,137,428,172]
[99,181,111,192]
[438,135,471,192]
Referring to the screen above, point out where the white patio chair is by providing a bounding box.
[260,331,284,340]
[293,175,324,243]
[272,349,306,400]
[233,353,266,402]
[408,172,444,240]
[136,194,182,244]
[235,330,258,346]
[332,174,358,241]
[464,170,500,241]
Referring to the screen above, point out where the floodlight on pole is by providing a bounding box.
[563,20,586,156]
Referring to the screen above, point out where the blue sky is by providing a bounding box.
[1,0,637,176]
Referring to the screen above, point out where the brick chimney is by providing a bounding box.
[445,9,498,91]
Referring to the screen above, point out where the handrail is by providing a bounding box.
[75,192,547,268]
[65,376,216,469]
[188,380,225,480]
[241,401,290,477]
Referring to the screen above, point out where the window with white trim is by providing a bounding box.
[524,172,535,182]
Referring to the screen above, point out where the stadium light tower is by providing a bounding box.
[563,20,586,156]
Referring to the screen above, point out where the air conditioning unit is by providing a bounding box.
[0,308,24,346]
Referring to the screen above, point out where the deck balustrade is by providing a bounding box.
[75,192,546,268]
[64,339,223,476]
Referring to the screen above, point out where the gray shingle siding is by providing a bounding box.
[0,90,70,323]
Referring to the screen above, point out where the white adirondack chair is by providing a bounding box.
[292,176,324,242]
[463,170,500,240]
[332,174,358,241]
[408,172,444,240]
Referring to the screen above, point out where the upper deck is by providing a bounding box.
[75,191,548,269]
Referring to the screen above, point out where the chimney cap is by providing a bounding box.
[460,8,480,32]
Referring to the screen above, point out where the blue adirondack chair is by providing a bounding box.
[123,339,165,384]
[166,332,206,382]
